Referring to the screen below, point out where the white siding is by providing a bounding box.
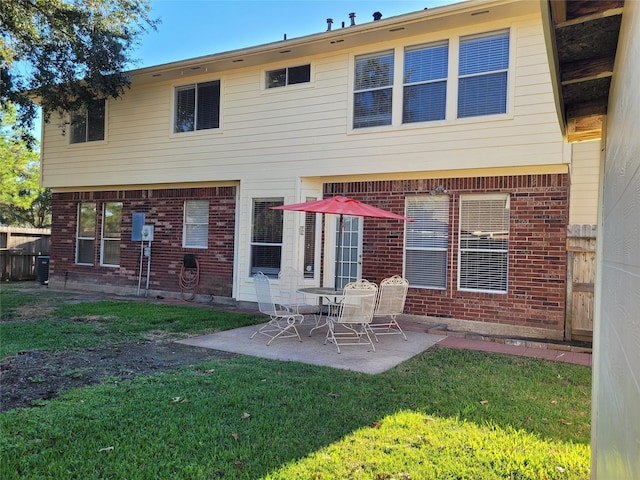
[569,140,601,225]
[592,0,640,477]
[41,12,564,190]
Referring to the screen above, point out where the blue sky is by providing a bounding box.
[132,0,462,68]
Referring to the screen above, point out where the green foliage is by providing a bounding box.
[0,103,50,226]
[0,352,591,479]
[1,0,158,139]
[1,296,264,357]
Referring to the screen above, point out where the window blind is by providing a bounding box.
[183,200,209,249]
[458,194,510,292]
[403,42,448,123]
[76,202,96,265]
[354,50,394,128]
[303,198,316,278]
[404,196,449,289]
[458,30,509,118]
[102,202,122,267]
[175,85,195,132]
[250,199,283,276]
[196,81,220,130]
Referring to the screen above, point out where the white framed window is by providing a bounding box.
[174,80,220,133]
[266,64,311,88]
[403,41,449,123]
[76,202,96,264]
[101,202,122,267]
[70,99,105,143]
[250,198,283,277]
[457,30,510,118]
[458,194,510,293]
[183,200,209,249]
[404,195,449,289]
[353,50,394,128]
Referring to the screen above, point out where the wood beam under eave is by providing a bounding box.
[561,56,614,84]
[549,0,566,24]
[567,114,603,142]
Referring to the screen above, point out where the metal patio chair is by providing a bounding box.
[370,275,409,341]
[277,267,321,323]
[251,272,303,345]
[324,279,378,353]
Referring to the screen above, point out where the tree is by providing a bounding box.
[1,0,158,146]
[0,102,50,227]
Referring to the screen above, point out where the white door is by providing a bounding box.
[335,216,363,289]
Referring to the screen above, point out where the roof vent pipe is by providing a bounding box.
[327,18,333,31]
[349,12,356,26]
[373,11,382,21]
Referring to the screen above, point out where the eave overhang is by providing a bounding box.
[541,0,624,142]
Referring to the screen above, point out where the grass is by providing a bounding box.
[0,296,265,357]
[1,285,592,479]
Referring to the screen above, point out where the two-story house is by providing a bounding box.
[40,0,601,342]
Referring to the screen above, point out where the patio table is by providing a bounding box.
[298,287,376,336]
[297,287,344,336]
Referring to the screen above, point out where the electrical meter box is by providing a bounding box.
[141,225,154,241]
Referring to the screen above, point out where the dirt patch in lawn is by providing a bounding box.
[0,284,240,413]
[1,341,238,412]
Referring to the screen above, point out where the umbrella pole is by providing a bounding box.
[334,214,343,291]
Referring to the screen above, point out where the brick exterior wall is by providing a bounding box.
[50,187,236,297]
[325,174,569,333]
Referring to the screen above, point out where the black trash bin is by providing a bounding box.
[36,256,50,285]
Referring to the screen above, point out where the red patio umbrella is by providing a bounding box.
[271,196,413,290]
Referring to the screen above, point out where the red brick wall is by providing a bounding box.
[325,174,568,332]
[50,187,236,296]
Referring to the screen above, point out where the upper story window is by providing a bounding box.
[174,80,220,133]
[70,99,105,143]
[457,30,510,118]
[353,29,510,129]
[266,64,311,88]
[403,41,449,124]
[353,50,394,128]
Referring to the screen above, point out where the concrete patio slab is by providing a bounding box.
[177,320,444,374]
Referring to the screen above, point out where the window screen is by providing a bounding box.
[404,196,449,289]
[70,99,105,143]
[183,200,209,249]
[266,64,311,88]
[76,202,96,264]
[250,198,283,276]
[458,30,509,118]
[174,81,220,132]
[458,194,510,292]
[403,41,448,123]
[353,50,394,128]
[101,202,122,266]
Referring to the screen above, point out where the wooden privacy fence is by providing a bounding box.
[0,227,51,281]
[565,224,596,343]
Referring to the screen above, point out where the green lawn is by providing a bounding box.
[1,285,592,479]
